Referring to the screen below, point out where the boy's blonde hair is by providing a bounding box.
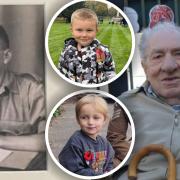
[71,8,98,25]
[75,94,109,121]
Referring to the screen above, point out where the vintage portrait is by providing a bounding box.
[0,5,46,171]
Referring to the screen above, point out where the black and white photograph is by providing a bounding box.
[0,5,46,171]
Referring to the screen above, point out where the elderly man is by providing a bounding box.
[107,11,180,180]
[0,26,46,170]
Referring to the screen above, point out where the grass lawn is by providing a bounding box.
[48,20,132,74]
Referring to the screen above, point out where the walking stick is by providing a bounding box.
[128,144,176,180]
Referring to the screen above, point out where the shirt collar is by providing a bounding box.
[141,81,180,112]
[172,105,180,112]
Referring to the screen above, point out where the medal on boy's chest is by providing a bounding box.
[96,46,105,63]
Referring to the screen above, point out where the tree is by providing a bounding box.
[84,1,108,17]
[108,7,117,17]
[59,2,85,23]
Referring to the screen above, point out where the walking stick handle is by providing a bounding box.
[128,144,176,180]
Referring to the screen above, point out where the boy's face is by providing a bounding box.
[78,103,106,140]
[71,19,98,48]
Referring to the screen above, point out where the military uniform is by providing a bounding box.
[0,71,46,170]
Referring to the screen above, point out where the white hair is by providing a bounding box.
[139,22,180,61]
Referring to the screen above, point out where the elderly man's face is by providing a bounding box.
[142,30,180,103]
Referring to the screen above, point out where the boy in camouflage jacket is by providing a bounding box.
[58,8,116,84]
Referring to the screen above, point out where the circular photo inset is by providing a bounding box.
[45,0,135,88]
[45,90,135,179]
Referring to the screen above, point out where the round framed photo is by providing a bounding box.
[45,90,135,179]
[45,0,135,88]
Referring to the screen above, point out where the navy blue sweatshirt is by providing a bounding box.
[58,130,114,176]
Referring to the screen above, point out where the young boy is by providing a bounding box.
[58,94,114,176]
[58,8,116,84]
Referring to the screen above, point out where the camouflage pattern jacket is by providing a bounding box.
[58,38,116,84]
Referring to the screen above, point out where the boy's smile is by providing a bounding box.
[71,19,98,49]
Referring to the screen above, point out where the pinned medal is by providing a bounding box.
[96,47,105,63]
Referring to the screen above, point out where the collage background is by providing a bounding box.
[0,0,132,179]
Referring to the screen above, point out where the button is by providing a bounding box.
[174,118,178,126]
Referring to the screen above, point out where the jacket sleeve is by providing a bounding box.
[103,48,116,80]
[59,144,101,176]
[19,74,46,135]
[28,79,45,133]
[58,49,76,81]
[107,103,130,167]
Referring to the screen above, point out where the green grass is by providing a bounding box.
[48,20,132,73]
